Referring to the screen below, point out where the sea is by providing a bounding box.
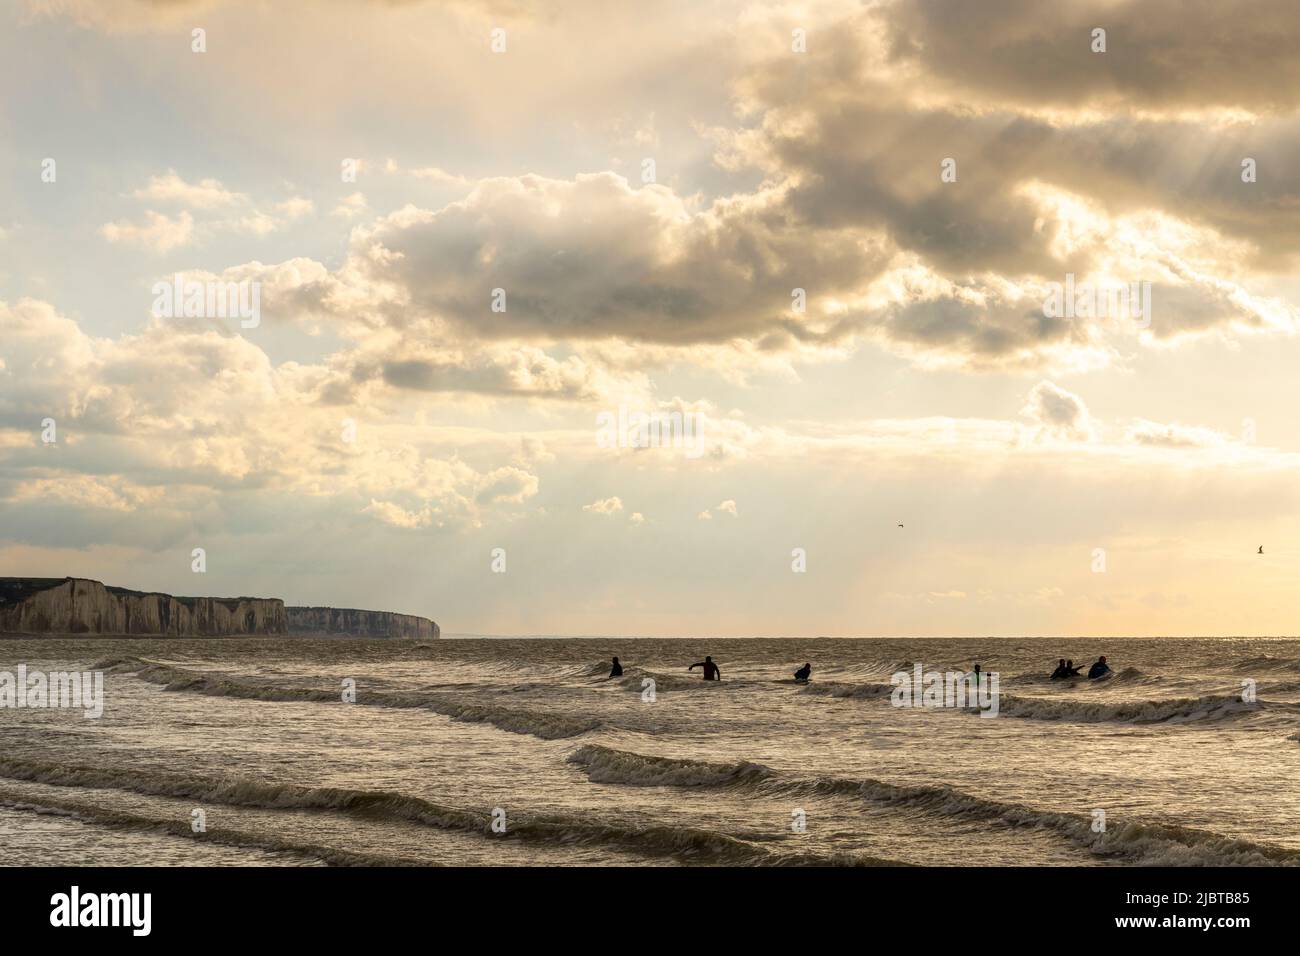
[1,636,1298,867]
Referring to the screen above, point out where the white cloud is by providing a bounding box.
[131,171,245,209]
[0,298,540,531]
[1125,420,1230,449]
[275,197,314,219]
[515,436,555,467]
[99,210,194,253]
[332,192,368,219]
[407,165,471,190]
[363,499,438,530]
[232,212,279,236]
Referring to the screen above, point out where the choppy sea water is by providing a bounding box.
[1,636,1298,867]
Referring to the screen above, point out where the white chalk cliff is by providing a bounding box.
[0,577,438,639]
[285,606,439,640]
[0,577,283,635]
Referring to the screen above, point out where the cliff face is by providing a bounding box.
[0,577,285,636]
[0,578,439,639]
[285,606,439,640]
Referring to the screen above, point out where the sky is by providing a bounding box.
[2,0,1300,637]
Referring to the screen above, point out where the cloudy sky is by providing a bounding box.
[2,0,1299,637]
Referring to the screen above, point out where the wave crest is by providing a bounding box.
[0,757,894,866]
[569,744,772,787]
[996,692,1265,724]
[107,658,597,740]
[799,680,895,700]
[563,746,1300,866]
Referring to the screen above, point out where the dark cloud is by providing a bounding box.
[754,54,1300,271]
[229,2,1300,374]
[1021,380,1092,440]
[884,0,1300,113]
[878,291,1094,366]
[347,174,893,346]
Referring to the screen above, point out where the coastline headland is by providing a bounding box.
[0,577,438,639]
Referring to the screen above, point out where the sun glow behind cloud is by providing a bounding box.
[2,0,1300,635]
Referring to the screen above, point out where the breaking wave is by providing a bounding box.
[789,670,1275,725]
[569,745,772,788]
[564,746,1300,866]
[799,680,895,700]
[99,657,597,740]
[1233,655,1300,674]
[994,692,1269,724]
[0,757,895,867]
[0,790,415,867]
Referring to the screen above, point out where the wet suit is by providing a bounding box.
[609,659,623,678]
[1049,664,1069,680]
[1088,660,1111,680]
[689,660,721,681]
[794,664,812,681]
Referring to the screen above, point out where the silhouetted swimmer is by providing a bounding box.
[1065,659,1083,677]
[1259,546,1264,554]
[794,662,811,682]
[1049,658,1069,680]
[1088,656,1111,680]
[689,656,721,681]
[608,656,623,678]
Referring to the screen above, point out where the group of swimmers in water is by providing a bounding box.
[606,655,809,682]
[607,654,1113,683]
[1050,656,1111,680]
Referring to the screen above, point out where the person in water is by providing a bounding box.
[608,656,623,678]
[1049,658,1069,679]
[1065,659,1083,677]
[689,656,722,681]
[1088,656,1111,680]
[794,662,811,681]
